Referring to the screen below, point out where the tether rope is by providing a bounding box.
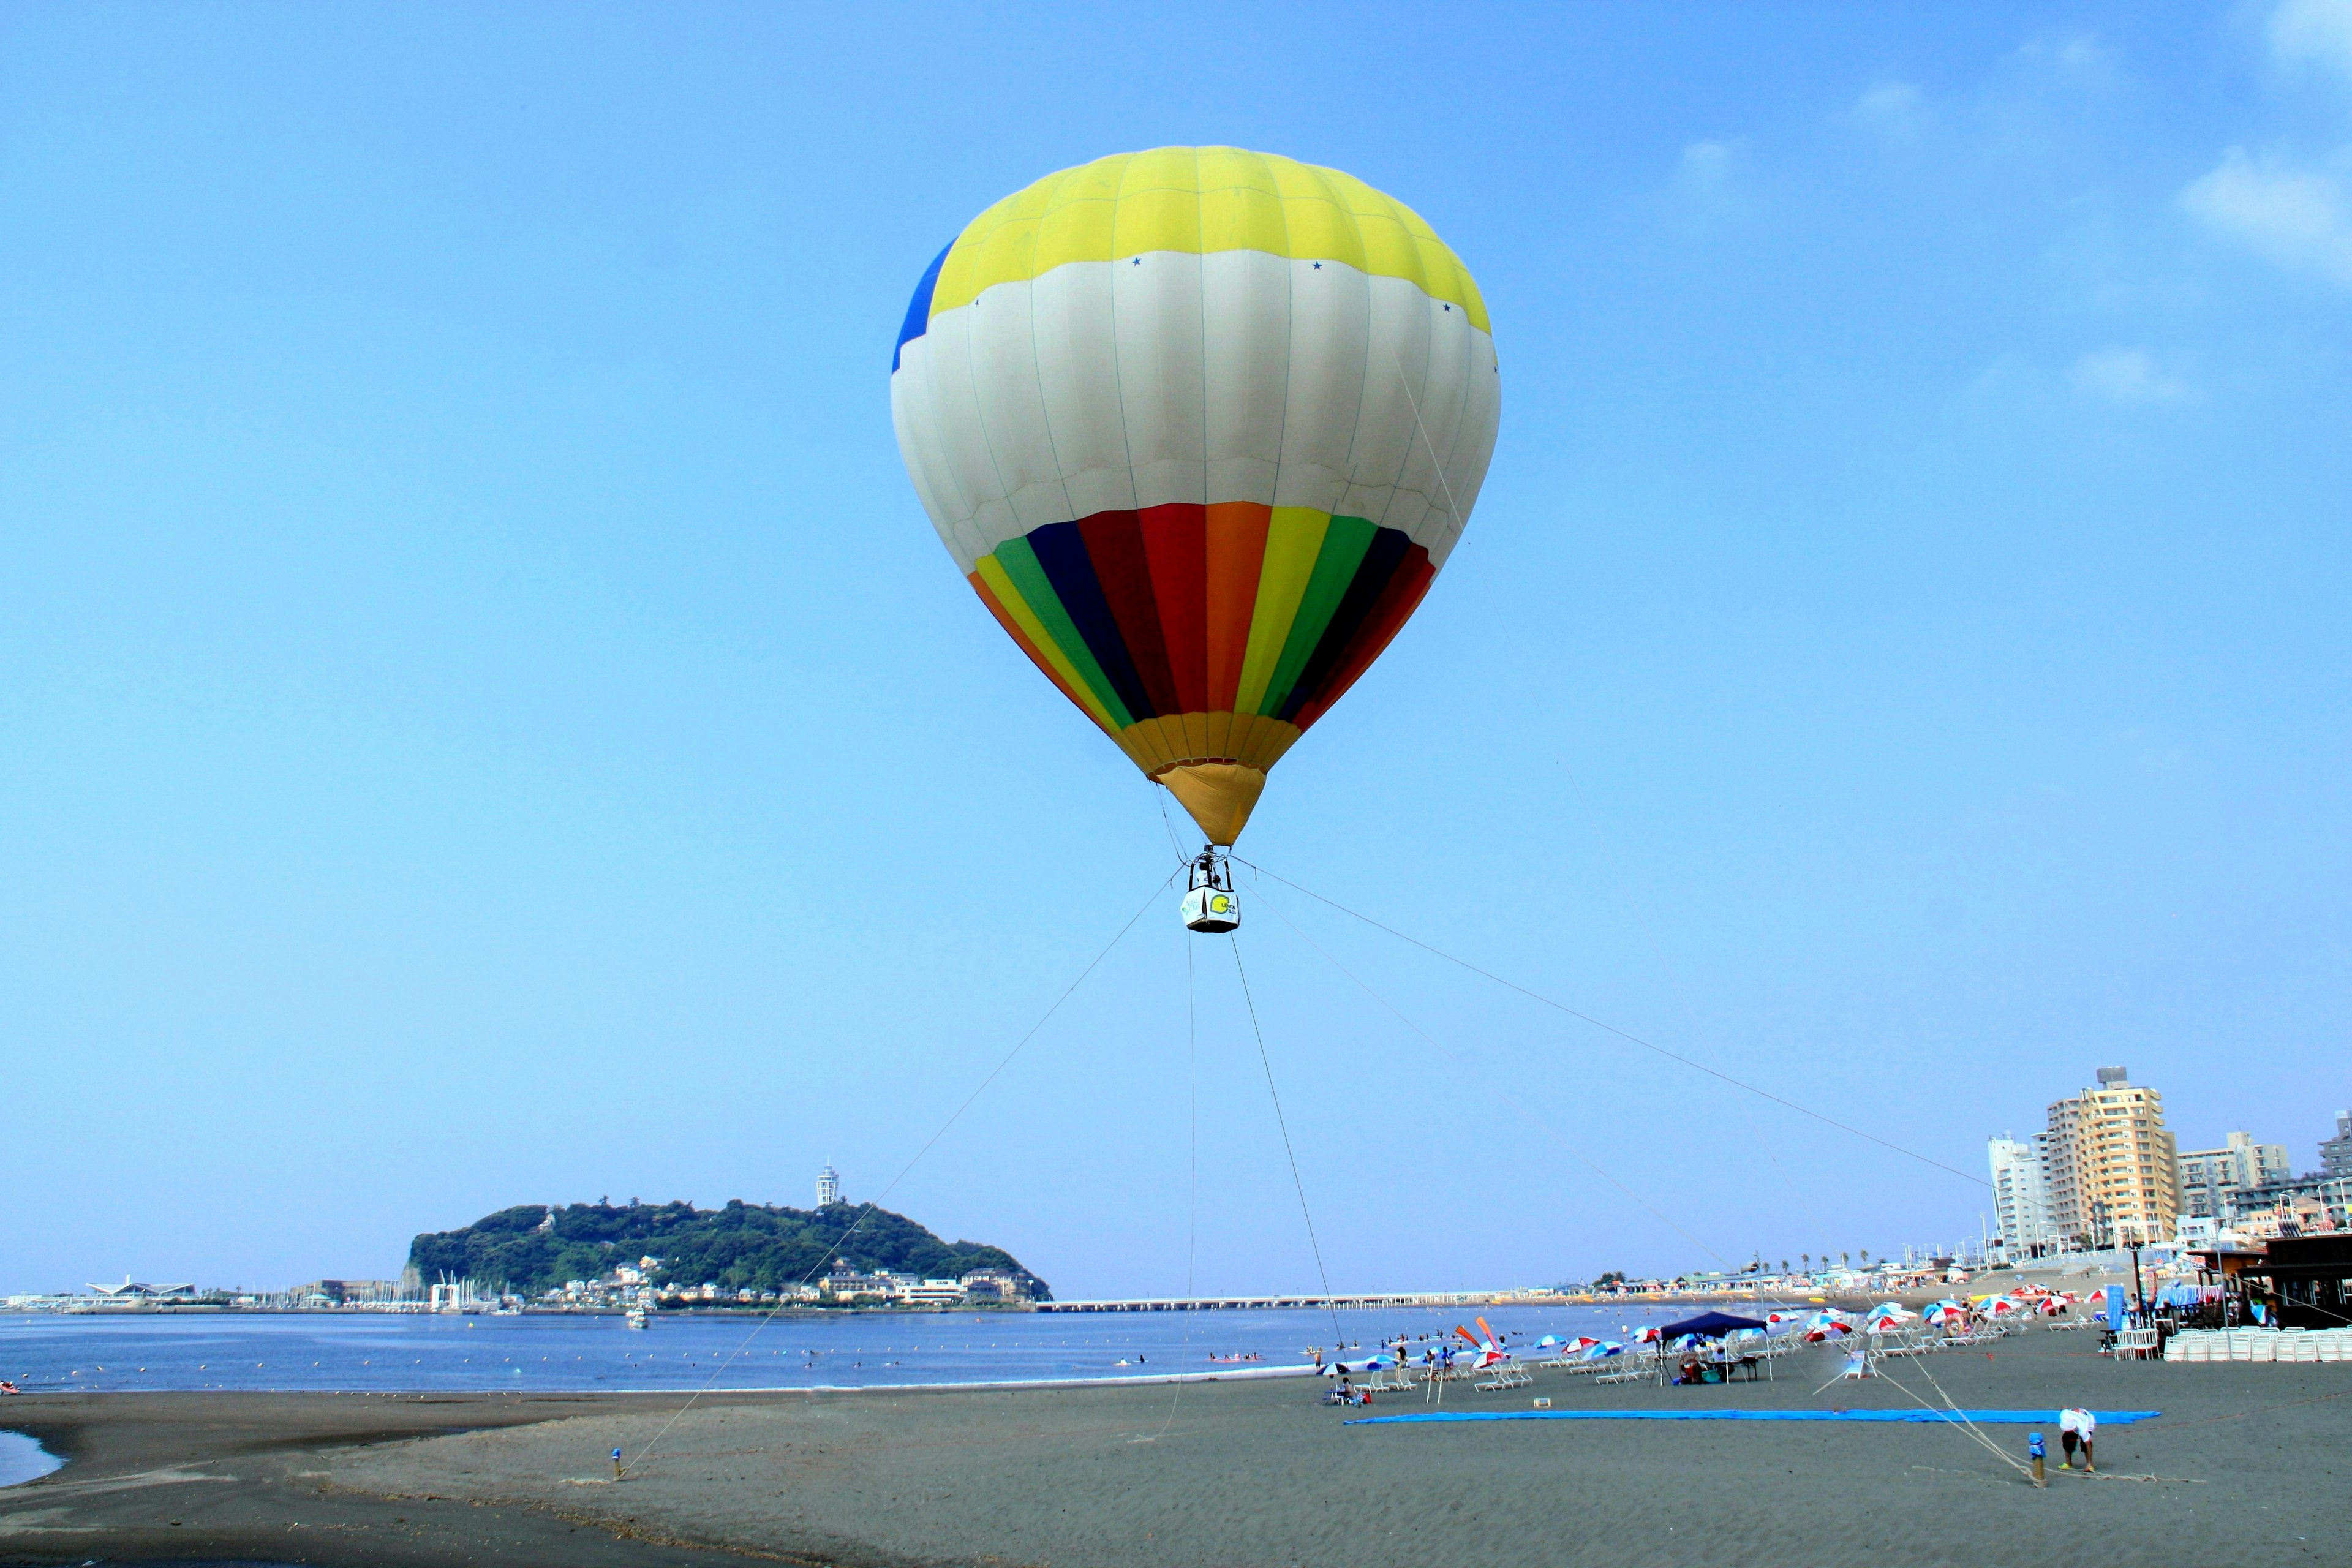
[1233,858,1990,1189]
[617,869,1178,1479]
[1229,933,1346,1354]
[1137,929,1201,1444]
[1253,888,1729,1267]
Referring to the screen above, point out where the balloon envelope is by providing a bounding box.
[890,147,1501,842]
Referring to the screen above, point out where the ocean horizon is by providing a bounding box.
[1,1301,1748,1395]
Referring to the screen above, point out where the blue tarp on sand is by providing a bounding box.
[1346,1409,2162,1427]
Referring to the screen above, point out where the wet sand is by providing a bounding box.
[5,1329,2345,1566]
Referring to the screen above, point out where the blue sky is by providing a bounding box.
[3,1,2348,1297]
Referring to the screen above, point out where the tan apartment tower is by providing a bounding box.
[2043,1066,2180,1248]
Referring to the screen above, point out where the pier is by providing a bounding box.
[1033,1291,1521,1313]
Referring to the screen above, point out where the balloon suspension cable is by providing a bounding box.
[1251,888,1730,1268]
[619,867,1180,1480]
[1139,927,1200,1445]
[1229,933,1345,1353]
[1232,856,1991,1190]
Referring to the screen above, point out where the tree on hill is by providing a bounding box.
[405,1199,1049,1300]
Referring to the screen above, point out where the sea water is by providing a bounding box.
[0,1430,64,1486]
[0,1302,1744,1393]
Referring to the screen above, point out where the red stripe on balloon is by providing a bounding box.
[1290,547,1434,731]
[1077,510,1182,718]
[1138,504,1208,715]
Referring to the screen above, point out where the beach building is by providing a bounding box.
[2177,1131,2294,1222]
[2321,1111,2352,1180]
[2043,1066,2180,1250]
[1987,1134,2059,1259]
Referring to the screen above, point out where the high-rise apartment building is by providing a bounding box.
[2322,1111,2352,1181]
[2043,1066,2180,1249]
[2177,1131,2294,1220]
[1987,1134,2059,1259]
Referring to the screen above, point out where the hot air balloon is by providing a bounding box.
[889,147,1500,911]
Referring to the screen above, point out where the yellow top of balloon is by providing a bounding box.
[927,146,1490,332]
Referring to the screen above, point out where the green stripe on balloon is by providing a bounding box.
[992,537,1134,728]
[1259,515,1377,717]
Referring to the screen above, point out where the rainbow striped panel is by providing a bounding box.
[891,147,1498,778]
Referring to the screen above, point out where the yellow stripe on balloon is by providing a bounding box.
[930,148,1488,331]
[1231,507,1332,718]
[973,554,1120,734]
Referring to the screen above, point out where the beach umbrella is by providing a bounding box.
[1983,1296,2021,1317]
[1582,1341,1624,1360]
[889,147,1502,846]
[1635,1325,1662,1344]
[1802,1312,1853,1342]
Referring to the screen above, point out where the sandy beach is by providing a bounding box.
[2,1327,2344,1566]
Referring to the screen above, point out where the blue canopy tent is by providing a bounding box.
[1658,1311,1774,1384]
[1657,1311,1768,1340]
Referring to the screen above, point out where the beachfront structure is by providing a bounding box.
[2177,1131,2294,1222]
[2322,1111,2352,1180]
[2042,1066,2180,1251]
[817,1164,842,1207]
[83,1277,195,1301]
[1986,1135,2059,1259]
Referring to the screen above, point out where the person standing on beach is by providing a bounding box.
[2059,1407,2095,1471]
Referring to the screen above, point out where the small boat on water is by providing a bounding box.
[625,1308,650,1330]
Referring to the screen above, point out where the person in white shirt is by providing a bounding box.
[2059,1406,2095,1471]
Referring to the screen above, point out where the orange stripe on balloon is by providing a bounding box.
[1203,502,1270,714]
[969,571,1112,736]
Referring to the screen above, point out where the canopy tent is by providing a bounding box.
[1658,1311,1769,1341]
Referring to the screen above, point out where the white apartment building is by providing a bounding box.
[2176,1131,2293,1221]
[1987,1134,2059,1259]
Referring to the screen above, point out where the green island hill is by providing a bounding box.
[405,1198,1050,1302]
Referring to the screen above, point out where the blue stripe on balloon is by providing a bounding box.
[892,241,954,372]
[1277,526,1411,723]
[1025,521,1159,724]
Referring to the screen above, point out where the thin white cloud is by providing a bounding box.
[1661,138,1753,230]
[2270,0,2352,81]
[1851,81,1926,135]
[2180,146,2352,286]
[2068,347,2196,405]
[2015,32,2114,81]
[1678,138,1739,189]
